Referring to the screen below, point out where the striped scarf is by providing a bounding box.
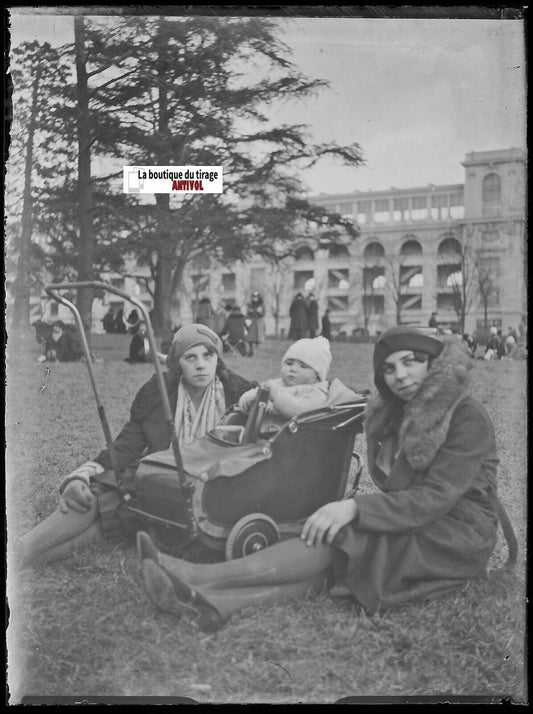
[174,375,226,445]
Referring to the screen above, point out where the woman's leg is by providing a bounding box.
[18,500,104,565]
[141,557,329,631]
[138,531,333,589]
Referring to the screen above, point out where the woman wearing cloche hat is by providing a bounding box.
[19,324,256,564]
[138,324,516,631]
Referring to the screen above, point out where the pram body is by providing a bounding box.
[134,379,367,559]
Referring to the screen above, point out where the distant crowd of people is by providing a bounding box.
[428,312,526,362]
[482,326,522,361]
[193,293,266,357]
[35,300,526,366]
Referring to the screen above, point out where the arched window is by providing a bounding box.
[437,235,462,291]
[363,241,385,263]
[437,236,462,262]
[482,173,501,216]
[400,238,422,259]
[328,243,350,259]
[295,246,314,261]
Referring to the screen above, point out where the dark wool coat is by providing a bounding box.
[93,362,256,472]
[289,295,308,339]
[44,328,84,362]
[306,299,319,332]
[332,338,500,614]
[321,313,332,340]
[224,312,248,343]
[245,299,265,343]
[127,333,149,363]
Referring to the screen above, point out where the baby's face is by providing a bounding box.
[280,358,319,386]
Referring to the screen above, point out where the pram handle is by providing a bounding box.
[44,281,189,502]
[242,386,270,443]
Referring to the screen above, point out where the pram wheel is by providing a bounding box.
[225,513,280,560]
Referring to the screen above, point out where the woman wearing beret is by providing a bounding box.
[19,325,256,564]
[138,325,513,631]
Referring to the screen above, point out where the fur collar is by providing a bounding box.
[365,337,472,470]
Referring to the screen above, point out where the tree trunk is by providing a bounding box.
[395,299,402,326]
[362,281,372,334]
[152,201,176,336]
[151,20,177,337]
[10,63,42,342]
[74,16,95,340]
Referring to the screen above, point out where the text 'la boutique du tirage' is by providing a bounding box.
[123,166,223,194]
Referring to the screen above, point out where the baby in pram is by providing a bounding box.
[238,336,332,419]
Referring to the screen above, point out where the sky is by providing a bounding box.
[6,7,526,196]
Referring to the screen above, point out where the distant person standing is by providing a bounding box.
[196,297,215,331]
[496,330,506,360]
[504,327,521,360]
[428,312,439,329]
[321,309,332,341]
[245,292,265,356]
[113,308,127,334]
[484,326,501,361]
[125,321,151,363]
[306,292,319,338]
[102,308,115,334]
[126,308,141,335]
[222,305,248,356]
[213,303,229,337]
[289,292,308,341]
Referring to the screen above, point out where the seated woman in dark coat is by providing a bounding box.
[39,321,84,362]
[137,326,513,631]
[125,321,150,363]
[19,325,256,564]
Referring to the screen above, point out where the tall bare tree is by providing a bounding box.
[383,254,406,325]
[475,254,500,332]
[73,15,96,335]
[448,240,478,334]
[7,41,64,339]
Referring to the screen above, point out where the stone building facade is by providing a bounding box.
[190,146,526,338]
[35,147,526,339]
[292,147,526,337]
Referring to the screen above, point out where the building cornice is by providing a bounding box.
[310,183,464,202]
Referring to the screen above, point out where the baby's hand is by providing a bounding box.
[238,388,258,413]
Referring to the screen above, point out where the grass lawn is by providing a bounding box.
[6,333,528,704]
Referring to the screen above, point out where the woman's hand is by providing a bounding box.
[59,480,95,514]
[238,388,258,413]
[300,499,357,548]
